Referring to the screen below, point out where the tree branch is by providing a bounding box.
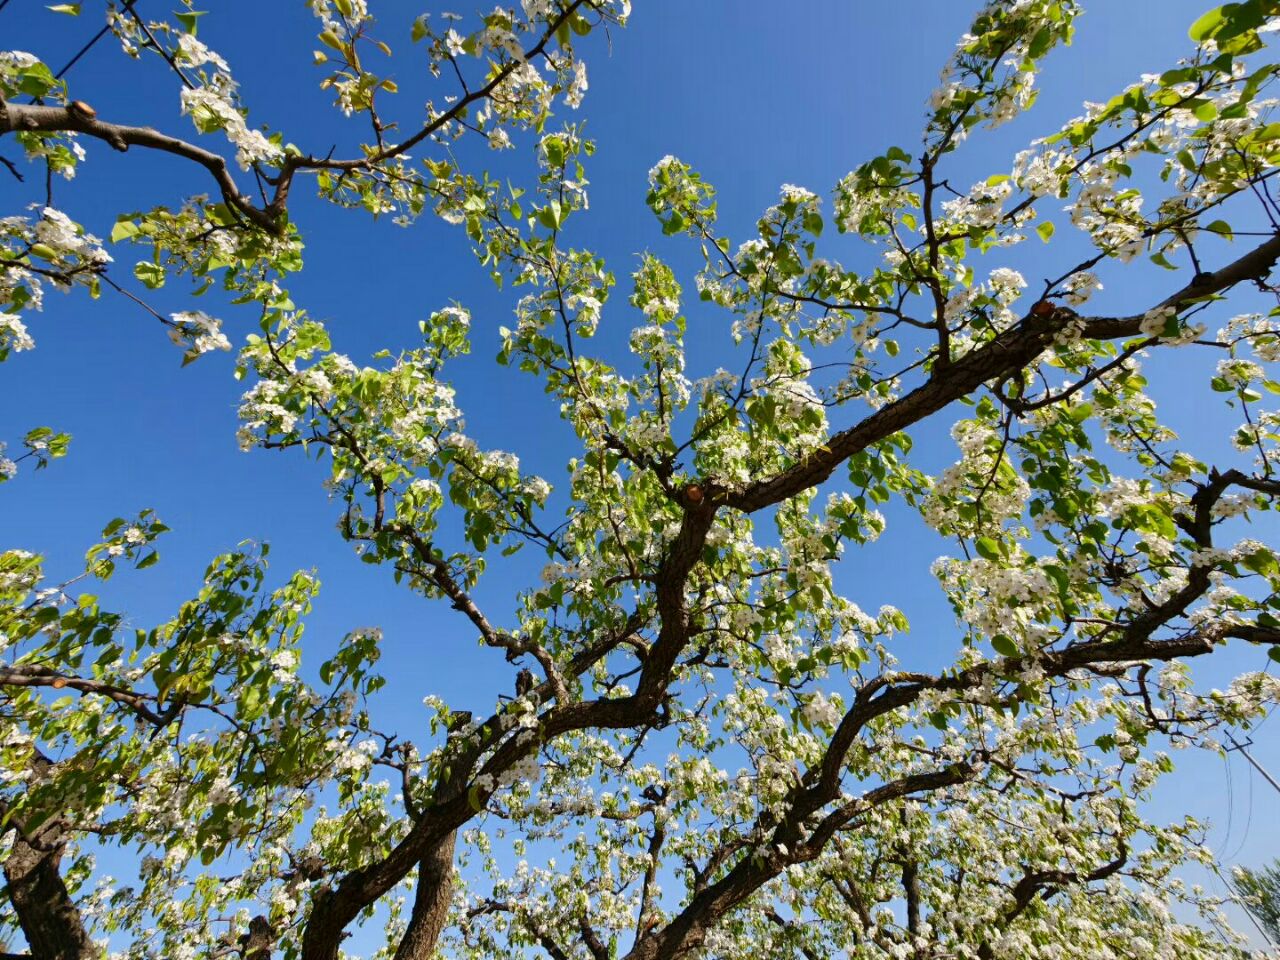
[0,99,275,231]
[725,231,1280,514]
[1,754,96,960]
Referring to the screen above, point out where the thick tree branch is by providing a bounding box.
[389,724,484,960]
[975,843,1129,960]
[725,231,1280,514]
[0,664,178,728]
[617,461,1280,960]
[0,99,274,231]
[1,754,96,960]
[763,909,822,960]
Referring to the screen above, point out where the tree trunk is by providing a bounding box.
[3,826,96,960]
[390,831,458,960]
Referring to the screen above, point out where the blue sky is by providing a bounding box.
[3,0,1279,945]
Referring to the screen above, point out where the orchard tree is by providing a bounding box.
[1232,859,1280,946]
[3,0,1280,958]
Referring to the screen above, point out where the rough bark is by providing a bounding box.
[0,98,276,232]
[3,824,95,960]
[390,831,458,960]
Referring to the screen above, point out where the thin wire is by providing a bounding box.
[0,0,13,15]
[51,22,113,82]
[1233,703,1278,863]
[1227,756,1256,862]
[1213,862,1277,948]
[119,0,194,90]
[19,4,119,209]
[1254,701,1278,734]
[1219,750,1236,859]
[39,1,145,92]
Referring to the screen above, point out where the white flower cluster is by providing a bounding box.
[923,420,1029,537]
[269,649,299,685]
[309,0,371,35]
[0,208,113,353]
[238,379,298,450]
[175,33,229,73]
[1219,313,1280,362]
[1229,409,1280,465]
[0,312,34,354]
[161,27,282,170]
[927,0,1072,146]
[801,690,842,729]
[940,176,1022,234]
[565,60,588,109]
[181,83,282,171]
[1012,145,1071,198]
[1069,168,1146,262]
[168,310,231,358]
[1215,356,1264,390]
[331,737,380,774]
[1092,476,1148,519]
[1139,306,1203,345]
[989,69,1036,127]
[36,207,110,267]
[1060,271,1102,307]
[0,49,38,71]
[834,173,914,236]
[935,554,1056,642]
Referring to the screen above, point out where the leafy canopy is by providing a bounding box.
[3,1,1280,959]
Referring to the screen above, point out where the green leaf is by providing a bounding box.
[1189,0,1269,51]
[1243,549,1278,576]
[544,137,565,168]
[1067,401,1093,423]
[46,3,80,13]
[536,203,561,231]
[975,536,1001,561]
[133,262,165,289]
[991,635,1020,658]
[175,10,205,33]
[1189,7,1226,41]
[1191,99,1219,122]
[110,219,140,243]
[1205,219,1234,239]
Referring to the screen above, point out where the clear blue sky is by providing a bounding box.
[2,0,1278,944]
